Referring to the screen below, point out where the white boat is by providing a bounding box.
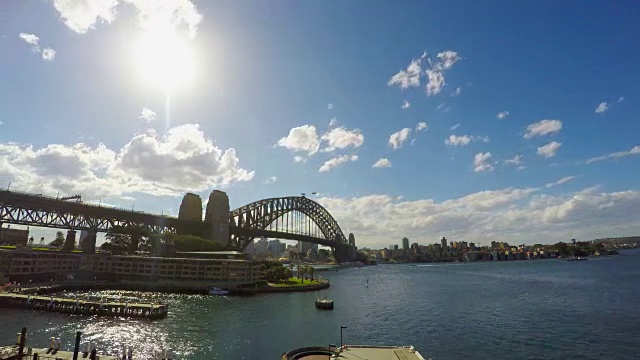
[208,287,229,296]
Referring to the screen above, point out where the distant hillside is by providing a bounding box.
[593,236,640,245]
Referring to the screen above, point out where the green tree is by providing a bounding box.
[39,237,45,245]
[308,266,315,281]
[49,231,65,248]
[317,249,330,261]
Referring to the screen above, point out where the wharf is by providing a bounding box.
[0,345,119,359]
[0,293,168,320]
[282,345,426,360]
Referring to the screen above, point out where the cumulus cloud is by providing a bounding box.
[445,135,471,147]
[19,32,39,46]
[586,145,640,164]
[523,119,562,139]
[595,97,624,114]
[276,125,320,155]
[595,102,609,114]
[316,186,640,248]
[389,128,412,149]
[496,111,509,119]
[318,155,358,173]
[473,152,494,172]
[401,100,411,109]
[293,156,305,163]
[0,124,253,198]
[328,118,338,127]
[372,158,392,168]
[445,134,489,147]
[19,32,56,61]
[387,52,427,89]
[545,175,582,188]
[505,154,523,166]
[41,48,56,61]
[415,122,428,132]
[321,127,364,152]
[388,50,460,96]
[537,141,562,158]
[139,107,157,122]
[52,0,202,37]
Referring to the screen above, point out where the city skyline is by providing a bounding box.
[1,1,640,248]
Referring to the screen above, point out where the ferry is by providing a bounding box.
[282,344,426,360]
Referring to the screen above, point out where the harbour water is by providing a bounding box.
[2,249,640,359]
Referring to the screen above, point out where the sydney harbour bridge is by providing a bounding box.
[0,189,357,262]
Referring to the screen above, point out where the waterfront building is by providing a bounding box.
[0,226,29,246]
[441,237,448,252]
[0,248,262,288]
[469,242,475,249]
[267,239,282,257]
[410,243,420,254]
[402,237,409,251]
[393,244,399,251]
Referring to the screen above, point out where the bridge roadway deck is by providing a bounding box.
[0,189,197,232]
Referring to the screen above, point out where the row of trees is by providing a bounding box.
[260,261,317,283]
[100,225,226,256]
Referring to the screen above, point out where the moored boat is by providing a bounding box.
[208,287,229,296]
[315,297,334,310]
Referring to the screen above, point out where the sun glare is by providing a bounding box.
[132,27,195,93]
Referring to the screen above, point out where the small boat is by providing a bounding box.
[315,297,334,310]
[208,287,229,296]
[565,256,588,261]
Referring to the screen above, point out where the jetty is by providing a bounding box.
[0,293,168,320]
[1,327,176,360]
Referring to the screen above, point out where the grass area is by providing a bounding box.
[0,245,16,249]
[269,277,324,287]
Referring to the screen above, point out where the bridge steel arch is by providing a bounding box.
[229,196,348,253]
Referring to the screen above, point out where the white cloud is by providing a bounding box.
[425,69,445,96]
[435,50,461,70]
[436,103,450,113]
[415,122,428,132]
[401,100,411,109]
[0,121,3,126]
[19,32,39,46]
[445,135,471,147]
[505,154,523,166]
[595,102,609,114]
[318,155,358,173]
[537,141,562,158]
[293,156,305,163]
[372,158,392,168]
[139,107,157,122]
[451,87,462,97]
[496,111,509,119]
[388,50,460,97]
[445,134,488,147]
[389,128,412,149]
[545,175,582,188]
[321,127,364,152]
[586,145,640,164]
[328,103,334,110]
[265,176,277,184]
[387,52,427,89]
[276,125,320,155]
[41,48,56,61]
[328,118,338,127]
[450,124,460,130]
[617,96,625,103]
[0,124,253,198]
[52,0,202,38]
[523,119,562,139]
[316,186,640,248]
[473,152,494,172]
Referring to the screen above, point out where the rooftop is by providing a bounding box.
[285,345,426,360]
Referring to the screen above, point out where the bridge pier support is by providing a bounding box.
[62,230,76,252]
[81,229,97,254]
[204,191,230,242]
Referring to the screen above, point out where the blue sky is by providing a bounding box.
[1,0,639,248]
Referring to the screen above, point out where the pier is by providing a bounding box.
[0,293,168,320]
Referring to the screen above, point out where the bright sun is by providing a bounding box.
[132,27,195,93]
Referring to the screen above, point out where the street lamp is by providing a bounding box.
[340,325,347,347]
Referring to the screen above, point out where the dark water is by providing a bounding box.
[2,250,640,359]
